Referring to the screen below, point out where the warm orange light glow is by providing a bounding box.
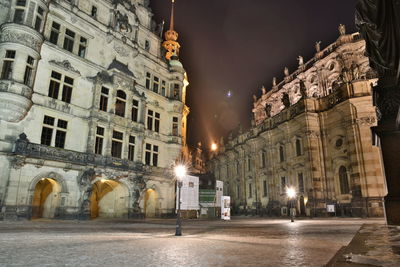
[211,143,218,151]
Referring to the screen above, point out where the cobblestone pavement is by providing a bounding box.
[0,218,384,267]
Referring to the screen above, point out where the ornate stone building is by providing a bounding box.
[208,27,386,217]
[0,0,189,220]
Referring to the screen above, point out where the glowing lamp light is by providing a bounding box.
[286,187,296,199]
[174,165,186,179]
[211,143,218,151]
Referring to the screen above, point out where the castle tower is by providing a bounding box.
[162,0,181,61]
[0,0,49,122]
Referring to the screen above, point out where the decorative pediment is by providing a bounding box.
[49,60,81,75]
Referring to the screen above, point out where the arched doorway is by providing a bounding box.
[144,189,158,218]
[31,178,61,219]
[90,180,129,219]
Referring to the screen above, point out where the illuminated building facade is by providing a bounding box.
[208,27,386,217]
[0,0,189,220]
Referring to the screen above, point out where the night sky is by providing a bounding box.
[150,0,359,149]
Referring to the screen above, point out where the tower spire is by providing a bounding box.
[163,0,180,61]
[170,0,175,31]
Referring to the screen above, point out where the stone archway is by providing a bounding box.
[144,189,158,218]
[90,180,129,219]
[31,178,61,219]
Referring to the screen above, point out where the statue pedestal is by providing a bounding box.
[374,124,400,225]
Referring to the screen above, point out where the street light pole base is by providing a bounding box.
[175,227,182,236]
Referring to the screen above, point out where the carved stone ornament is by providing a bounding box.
[114,10,133,33]
[49,60,81,75]
[306,130,320,139]
[10,156,26,170]
[338,24,346,36]
[113,43,130,57]
[356,116,377,126]
[281,93,291,108]
[0,30,41,51]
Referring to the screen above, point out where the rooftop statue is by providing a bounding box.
[315,41,321,53]
[356,0,400,80]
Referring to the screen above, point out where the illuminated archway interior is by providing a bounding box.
[90,180,129,219]
[31,178,61,219]
[144,189,158,218]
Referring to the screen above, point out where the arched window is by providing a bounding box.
[295,139,302,156]
[279,145,285,162]
[339,166,350,194]
[115,90,126,117]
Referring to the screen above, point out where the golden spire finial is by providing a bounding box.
[163,0,180,60]
[170,0,175,31]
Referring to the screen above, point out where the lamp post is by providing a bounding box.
[174,165,186,236]
[286,187,296,222]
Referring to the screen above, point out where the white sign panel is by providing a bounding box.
[176,175,199,210]
[221,196,231,220]
[215,180,223,207]
[326,204,335,213]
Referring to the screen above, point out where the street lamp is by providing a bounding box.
[174,164,186,236]
[286,187,296,222]
[211,143,217,151]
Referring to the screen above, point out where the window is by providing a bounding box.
[78,37,87,58]
[41,116,54,146]
[145,143,159,166]
[99,87,109,112]
[261,151,266,168]
[128,136,135,161]
[296,139,302,156]
[91,6,97,18]
[298,173,304,193]
[237,184,240,199]
[40,115,68,148]
[55,119,68,148]
[62,76,73,103]
[279,145,285,162]
[154,112,160,132]
[145,72,151,89]
[172,116,178,136]
[13,0,26,24]
[63,29,75,52]
[145,40,150,51]
[48,71,73,103]
[111,130,123,158]
[1,50,16,80]
[147,110,160,132]
[263,180,268,197]
[49,22,61,45]
[50,23,89,56]
[23,56,34,86]
[131,99,139,122]
[248,183,252,198]
[95,126,104,155]
[281,177,286,193]
[339,166,350,194]
[115,90,126,117]
[247,157,251,171]
[236,162,240,174]
[152,76,159,93]
[147,110,153,130]
[173,84,180,100]
[161,80,167,96]
[34,6,44,31]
